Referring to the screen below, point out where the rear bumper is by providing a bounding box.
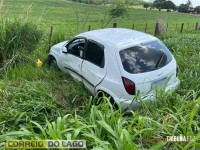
[116,79,180,110]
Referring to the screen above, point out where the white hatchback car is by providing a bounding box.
[48,28,180,110]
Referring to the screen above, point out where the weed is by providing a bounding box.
[0,1,199,149]
[0,20,43,59]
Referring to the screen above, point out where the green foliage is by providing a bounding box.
[68,0,144,5]
[162,34,200,93]
[0,96,200,149]
[161,1,176,11]
[0,20,43,60]
[153,0,166,10]
[108,2,127,18]
[194,6,200,14]
[69,0,104,5]
[0,33,200,149]
[0,1,200,149]
[0,0,199,34]
[101,2,128,28]
[178,4,189,13]
[0,52,31,75]
[153,0,176,11]
[143,2,150,10]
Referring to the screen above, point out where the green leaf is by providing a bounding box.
[149,141,165,150]
[97,120,118,139]
[31,121,47,139]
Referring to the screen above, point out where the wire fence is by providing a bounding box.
[86,22,200,36]
[48,21,200,51]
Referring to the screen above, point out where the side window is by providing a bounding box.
[85,40,104,68]
[67,38,85,57]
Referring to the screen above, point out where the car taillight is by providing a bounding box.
[176,64,179,77]
[122,77,135,95]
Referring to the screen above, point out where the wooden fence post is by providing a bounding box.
[48,26,53,53]
[166,23,168,32]
[195,22,198,30]
[154,22,159,37]
[145,23,147,33]
[88,25,91,31]
[180,23,184,33]
[113,23,117,28]
[132,23,135,30]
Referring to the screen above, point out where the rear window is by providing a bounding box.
[119,41,171,74]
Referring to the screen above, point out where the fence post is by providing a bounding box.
[113,23,117,28]
[132,23,135,30]
[145,23,147,33]
[180,23,184,33]
[195,22,198,30]
[48,26,53,53]
[154,22,159,37]
[166,23,168,32]
[88,25,91,31]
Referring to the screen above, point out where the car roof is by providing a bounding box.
[78,28,157,47]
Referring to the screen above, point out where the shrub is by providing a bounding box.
[0,20,43,60]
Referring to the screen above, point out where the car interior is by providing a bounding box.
[67,40,85,58]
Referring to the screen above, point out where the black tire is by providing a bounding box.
[48,56,59,70]
[96,91,119,110]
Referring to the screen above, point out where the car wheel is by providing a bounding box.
[48,56,59,70]
[96,91,119,110]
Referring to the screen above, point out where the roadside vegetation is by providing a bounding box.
[0,0,199,149]
[0,0,200,34]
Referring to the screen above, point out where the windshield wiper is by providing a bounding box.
[155,52,165,68]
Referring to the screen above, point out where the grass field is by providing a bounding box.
[0,0,200,149]
[1,0,200,34]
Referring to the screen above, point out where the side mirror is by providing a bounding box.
[62,46,67,54]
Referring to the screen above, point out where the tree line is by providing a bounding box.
[143,0,200,14]
[68,0,144,5]
[68,0,200,14]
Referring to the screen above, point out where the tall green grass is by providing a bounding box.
[0,96,199,149]
[0,22,199,149]
[0,2,199,148]
[162,33,200,93]
[0,33,199,149]
[0,20,43,60]
[1,0,200,34]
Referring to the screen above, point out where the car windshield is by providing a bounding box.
[119,40,172,74]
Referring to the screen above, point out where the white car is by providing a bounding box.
[48,28,180,110]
